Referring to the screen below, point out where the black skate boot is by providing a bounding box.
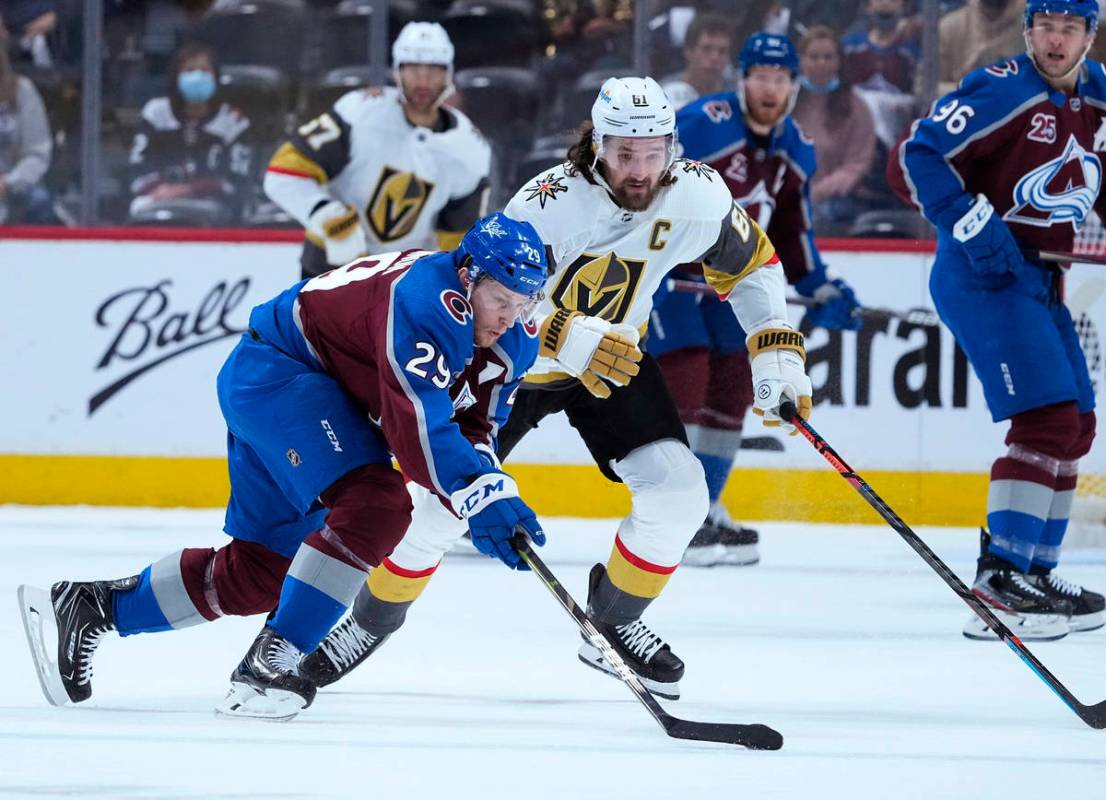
[577,564,685,700]
[1028,570,1106,633]
[18,575,138,706]
[217,625,317,721]
[300,614,390,688]
[683,503,759,567]
[963,531,1072,641]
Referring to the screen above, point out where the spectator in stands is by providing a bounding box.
[783,0,866,35]
[539,0,632,94]
[937,0,1026,95]
[661,12,734,109]
[0,14,54,224]
[0,0,56,66]
[841,0,920,94]
[793,25,876,229]
[127,41,253,226]
[648,1,776,78]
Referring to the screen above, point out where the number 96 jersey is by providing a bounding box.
[265,87,491,274]
[503,160,777,383]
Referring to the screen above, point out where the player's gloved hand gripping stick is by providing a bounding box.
[781,399,1106,730]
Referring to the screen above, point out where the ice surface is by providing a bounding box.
[2,506,1104,799]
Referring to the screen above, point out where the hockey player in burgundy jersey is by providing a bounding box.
[888,0,1106,640]
[17,213,549,720]
[650,32,863,567]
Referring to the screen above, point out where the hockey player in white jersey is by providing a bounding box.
[301,77,813,702]
[264,21,491,277]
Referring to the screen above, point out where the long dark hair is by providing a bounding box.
[169,41,221,103]
[798,26,853,128]
[564,120,677,188]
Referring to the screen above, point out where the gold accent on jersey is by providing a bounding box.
[436,230,465,250]
[702,215,777,297]
[367,166,435,242]
[648,219,671,251]
[549,251,646,322]
[269,143,328,185]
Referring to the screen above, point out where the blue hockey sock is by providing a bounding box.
[686,423,741,505]
[269,539,368,653]
[113,565,172,636]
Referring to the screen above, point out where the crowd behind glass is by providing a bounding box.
[0,0,1061,234]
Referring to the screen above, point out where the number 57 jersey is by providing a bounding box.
[889,52,1106,252]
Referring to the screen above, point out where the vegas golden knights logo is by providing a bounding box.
[549,252,646,322]
[367,166,434,242]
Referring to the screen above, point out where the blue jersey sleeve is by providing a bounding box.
[899,55,1047,231]
[676,92,742,160]
[379,264,484,498]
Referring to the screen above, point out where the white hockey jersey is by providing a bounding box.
[265,86,491,268]
[503,159,779,382]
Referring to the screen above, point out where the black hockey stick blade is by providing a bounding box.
[513,534,783,749]
[779,401,1106,730]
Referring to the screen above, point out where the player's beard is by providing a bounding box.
[610,176,662,211]
[746,99,785,130]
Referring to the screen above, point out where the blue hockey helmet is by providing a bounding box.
[458,213,548,299]
[738,32,800,76]
[1024,0,1099,32]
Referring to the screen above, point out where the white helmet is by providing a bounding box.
[590,76,677,171]
[392,21,456,107]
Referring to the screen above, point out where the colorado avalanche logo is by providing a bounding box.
[1003,135,1102,229]
[441,289,473,324]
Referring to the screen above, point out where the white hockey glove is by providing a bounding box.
[747,327,812,434]
[538,309,642,399]
[307,200,368,267]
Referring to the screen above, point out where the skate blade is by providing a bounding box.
[721,545,760,567]
[962,611,1070,642]
[1069,610,1105,633]
[17,584,71,706]
[214,682,307,722]
[577,642,681,701]
[680,544,726,568]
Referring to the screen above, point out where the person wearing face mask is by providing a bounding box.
[264,21,491,279]
[793,25,877,229]
[127,41,254,225]
[647,33,862,569]
[889,0,1106,642]
[841,0,921,96]
[937,0,1028,95]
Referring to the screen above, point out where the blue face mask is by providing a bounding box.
[177,70,216,103]
[800,74,841,94]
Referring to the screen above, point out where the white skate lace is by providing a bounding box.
[77,624,111,686]
[1045,573,1082,597]
[267,636,305,674]
[614,619,664,663]
[1010,572,1048,598]
[320,619,378,669]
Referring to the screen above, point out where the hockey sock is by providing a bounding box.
[270,529,370,653]
[354,557,439,637]
[687,422,741,505]
[598,534,676,623]
[987,445,1059,572]
[114,549,219,636]
[1032,459,1078,572]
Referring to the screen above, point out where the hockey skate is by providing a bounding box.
[682,503,759,567]
[962,534,1072,641]
[577,564,685,700]
[216,625,317,722]
[1029,571,1106,633]
[18,576,138,706]
[300,613,390,688]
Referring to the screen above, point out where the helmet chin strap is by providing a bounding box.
[1024,29,1094,85]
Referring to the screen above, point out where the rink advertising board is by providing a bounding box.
[3,230,1106,525]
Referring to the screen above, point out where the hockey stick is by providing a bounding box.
[665,278,941,328]
[1024,247,1106,267]
[512,534,784,750]
[779,401,1106,730]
